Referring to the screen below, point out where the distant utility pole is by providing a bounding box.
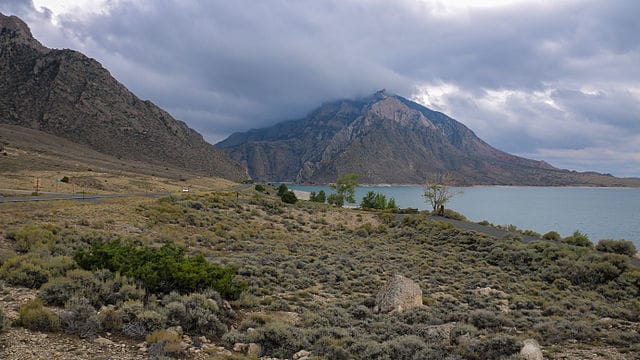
[35,177,39,195]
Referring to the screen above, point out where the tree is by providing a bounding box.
[312,190,326,203]
[329,173,359,205]
[281,191,298,204]
[277,184,289,197]
[327,193,344,207]
[373,193,387,210]
[360,191,377,208]
[422,173,460,212]
[387,197,398,210]
[310,190,326,203]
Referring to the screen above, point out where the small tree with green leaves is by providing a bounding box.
[422,173,460,212]
[361,191,377,209]
[277,184,289,197]
[387,198,398,210]
[311,190,326,203]
[329,173,359,205]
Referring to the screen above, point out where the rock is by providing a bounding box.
[520,338,544,360]
[247,343,262,356]
[293,349,312,359]
[233,342,248,353]
[93,337,114,346]
[374,274,423,313]
[472,287,509,298]
[167,325,184,336]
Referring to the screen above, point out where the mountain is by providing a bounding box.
[218,90,639,186]
[0,13,247,182]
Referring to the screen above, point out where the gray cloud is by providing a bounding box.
[1,0,639,176]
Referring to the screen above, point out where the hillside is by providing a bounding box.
[0,13,247,182]
[0,187,638,359]
[218,90,640,186]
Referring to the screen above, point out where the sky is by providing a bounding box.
[1,0,639,177]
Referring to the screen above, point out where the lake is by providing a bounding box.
[288,185,640,247]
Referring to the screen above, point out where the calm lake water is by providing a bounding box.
[288,185,640,246]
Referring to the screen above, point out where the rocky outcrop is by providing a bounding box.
[374,274,423,313]
[0,13,247,182]
[520,338,544,360]
[218,90,640,186]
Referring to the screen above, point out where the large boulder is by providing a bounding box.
[374,274,423,313]
[520,338,544,360]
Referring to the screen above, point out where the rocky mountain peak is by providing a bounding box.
[218,90,616,185]
[0,12,247,182]
[0,13,47,52]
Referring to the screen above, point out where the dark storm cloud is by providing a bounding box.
[1,0,639,176]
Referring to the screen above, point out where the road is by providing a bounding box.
[0,192,169,203]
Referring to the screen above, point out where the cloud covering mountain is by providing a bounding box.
[1,0,639,176]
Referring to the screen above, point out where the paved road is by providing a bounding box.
[0,192,169,204]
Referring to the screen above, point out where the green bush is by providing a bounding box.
[596,239,637,257]
[563,230,593,248]
[0,254,51,288]
[310,190,326,203]
[543,231,561,241]
[5,225,56,253]
[281,190,298,204]
[277,184,289,197]
[245,321,311,358]
[461,334,520,360]
[254,184,266,192]
[17,298,60,331]
[74,240,244,298]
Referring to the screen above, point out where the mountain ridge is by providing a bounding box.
[218,90,639,186]
[0,13,247,182]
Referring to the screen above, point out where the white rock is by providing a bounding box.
[520,338,544,360]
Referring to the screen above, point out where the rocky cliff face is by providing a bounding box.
[218,90,638,186]
[218,90,572,184]
[0,13,247,182]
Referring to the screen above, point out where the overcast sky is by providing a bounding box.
[2,0,639,177]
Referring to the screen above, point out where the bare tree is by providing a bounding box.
[422,173,461,213]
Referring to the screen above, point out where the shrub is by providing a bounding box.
[74,240,244,298]
[180,292,229,338]
[543,231,561,241]
[17,298,60,331]
[441,208,467,221]
[254,184,266,192]
[310,190,326,203]
[0,307,9,331]
[383,335,440,360]
[146,329,184,357]
[467,309,512,329]
[60,296,100,339]
[327,193,344,207]
[462,334,520,360]
[277,184,288,197]
[281,191,298,204]
[5,225,56,253]
[387,197,398,210]
[136,310,166,333]
[0,254,51,288]
[596,239,637,257]
[563,230,593,248]
[246,321,310,358]
[98,306,123,332]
